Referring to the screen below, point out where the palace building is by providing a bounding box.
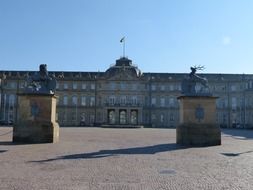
[1,57,253,128]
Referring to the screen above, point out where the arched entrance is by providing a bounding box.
[119,110,127,124]
[108,109,116,124]
[130,110,138,124]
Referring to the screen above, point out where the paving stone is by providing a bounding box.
[0,127,253,190]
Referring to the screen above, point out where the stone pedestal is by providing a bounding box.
[13,93,59,143]
[177,96,221,146]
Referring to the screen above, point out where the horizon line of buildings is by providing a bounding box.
[1,57,253,128]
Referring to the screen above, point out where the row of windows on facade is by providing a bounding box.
[58,112,176,124]
[2,81,179,91]
[57,82,182,91]
[0,93,250,109]
[55,82,243,92]
[59,111,253,126]
[1,93,252,110]
[57,83,95,90]
[216,112,253,125]
[5,80,252,93]
[216,97,252,109]
[59,95,178,107]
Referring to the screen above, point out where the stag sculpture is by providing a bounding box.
[181,65,210,96]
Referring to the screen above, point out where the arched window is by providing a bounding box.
[130,110,138,124]
[120,110,127,124]
[108,110,116,124]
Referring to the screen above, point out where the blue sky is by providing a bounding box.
[0,0,253,74]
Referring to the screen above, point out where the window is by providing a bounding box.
[132,96,137,105]
[231,97,237,110]
[132,83,137,90]
[151,84,156,91]
[90,114,95,124]
[249,81,253,89]
[161,85,165,91]
[73,83,78,90]
[9,82,16,89]
[109,96,115,105]
[160,98,165,107]
[91,83,95,90]
[81,96,86,106]
[145,96,149,106]
[71,112,77,122]
[119,110,127,124]
[130,110,138,124]
[223,114,227,124]
[98,96,102,106]
[63,96,68,105]
[169,84,174,91]
[19,82,25,89]
[90,97,95,106]
[72,96,78,105]
[9,94,15,106]
[63,83,68,89]
[151,97,156,106]
[151,114,156,121]
[169,97,175,107]
[108,110,116,124]
[81,113,86,122]
[120,96,126,105]
[63,112,67,122]
[110,82,116,90]
[231,85,236,91]
[82,83,86,90]
[170,113,174,121]
[56,83,60,89]
[160,114,164,123]
[174,84,179,91]
[120,82,126,90]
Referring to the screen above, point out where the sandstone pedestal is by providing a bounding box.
[177,96,221,146]
[13,94,59,143]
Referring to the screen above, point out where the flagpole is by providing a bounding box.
[120,37,125,58]
[123,39,125,57]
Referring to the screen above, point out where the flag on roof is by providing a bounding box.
[120,37,125,43]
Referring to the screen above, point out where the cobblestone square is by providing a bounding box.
[0,127,253,190]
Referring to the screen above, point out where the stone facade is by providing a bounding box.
[1,57,253,128]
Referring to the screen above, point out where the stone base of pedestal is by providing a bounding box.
[176,124,221,146]
[13,93,60,144]
[177,96,221,146]
[13,121,59,143]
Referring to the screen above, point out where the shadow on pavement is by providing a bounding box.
[0,150,7,153]
[29,143,186,162]
[222,129,253,140]
[0,141,14,145]
[221,150,253,157]
[0,141,31,146]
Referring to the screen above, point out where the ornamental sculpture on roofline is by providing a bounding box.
[181,65,211,96]
[25,64,56,94]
